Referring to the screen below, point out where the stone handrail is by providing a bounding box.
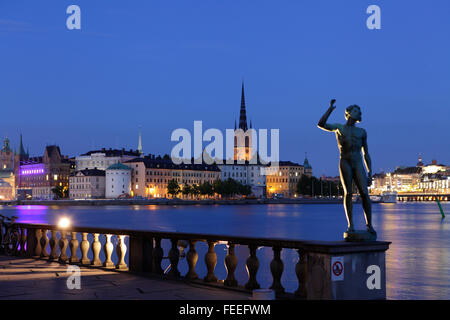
[10,222,390,299]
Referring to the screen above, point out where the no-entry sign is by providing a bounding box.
[331,256,344,281]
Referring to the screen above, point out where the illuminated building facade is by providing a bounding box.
[125,155,220,198]
[370,155,450,195]
[266,161,306,198]
[18,145,71,200]
[0,137,15,200]
[69,168,106,199]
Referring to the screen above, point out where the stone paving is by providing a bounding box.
[0,256,250,300]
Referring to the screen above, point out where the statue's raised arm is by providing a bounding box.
[317,99,340,132]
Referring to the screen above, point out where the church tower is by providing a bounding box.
[234,82,253,161]
[0,137,14,170]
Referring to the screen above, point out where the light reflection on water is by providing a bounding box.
[1,202,449,299]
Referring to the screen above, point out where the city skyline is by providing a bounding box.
[1,1,450,176]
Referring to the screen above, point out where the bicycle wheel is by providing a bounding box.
[6,230,19,256]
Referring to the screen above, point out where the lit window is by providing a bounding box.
[54,174,58,181]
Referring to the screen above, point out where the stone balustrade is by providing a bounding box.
[9,223,390,299]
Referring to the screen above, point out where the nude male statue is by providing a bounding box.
[317,99,376,238]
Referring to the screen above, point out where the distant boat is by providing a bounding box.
[380,191,397,203]
[370,195,382,203]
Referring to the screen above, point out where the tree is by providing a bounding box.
[199,181,214,198]
[191,184,200,199]
[182,183,192,198]
[52,186,68,199]
[239,184,252,197]
[167,179,181,198]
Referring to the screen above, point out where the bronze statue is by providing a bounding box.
[318,99,376,241]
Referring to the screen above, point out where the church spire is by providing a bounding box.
[17,134,26,156]
[137,126,143,156]
[239,81,248,131]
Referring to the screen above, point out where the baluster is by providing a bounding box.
[185,240,198,280]
[33,229,42,258]
[40,229,49,258]
[245,244,260,290]
[116,235,128,270]
[152,238,164,274]
[19,227,27,256]
[224,242,238,287]
[103,234,114,268]
[295,249,307,298]
[69,232,79,263]
[167,238,180,278]
[204,241,218,282]
[91,233,102,266]
[270,246,285,294]
[49,230,58,260]
[58,231,69,263]
[80,233,90,265]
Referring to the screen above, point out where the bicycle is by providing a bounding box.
[0,214,20,256]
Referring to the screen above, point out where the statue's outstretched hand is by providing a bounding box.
[329,99,336,110]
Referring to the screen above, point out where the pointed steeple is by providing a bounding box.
[303,152,312,169]
[17,134,26,156]
[239,81,248,131]
[137,126,143,156]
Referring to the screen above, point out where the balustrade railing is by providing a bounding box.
[6,222,389,299]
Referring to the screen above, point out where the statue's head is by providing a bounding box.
[345,105,362,122]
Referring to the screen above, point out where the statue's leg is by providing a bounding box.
[339,159,354,232]
[353,162,375,233]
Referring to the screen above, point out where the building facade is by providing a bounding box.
[125,156,220,198]
[266,161,305,198]
[218,162,266,198]
[75,148,141,171]
[69,168,106,199]
[105,163,132,199]
[18,145,71,200]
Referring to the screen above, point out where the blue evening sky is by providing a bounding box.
[1,0,449,176]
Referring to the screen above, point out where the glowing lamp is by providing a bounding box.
[57,217,71,229]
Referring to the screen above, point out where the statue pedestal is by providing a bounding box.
[301,240,390,300]
[344,230,377,242]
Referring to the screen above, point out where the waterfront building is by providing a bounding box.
[17,145,71,200]
[419,174,450,194]
[0,169,14,201]
[69,168,106,199]
[125,155,220,198]
[105,163,132,199]
[0,137,15,200]
[370,155,450,195]
[266,161,305,198]
[75,148,141,171]
[217,161,266,198]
